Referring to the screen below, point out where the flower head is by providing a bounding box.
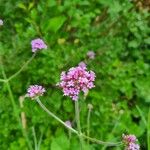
[123,134,137,144]
[31,38,47,52]
[0,19,3,26]
[87,51,95,59]
[122,134,140,150]
[27,85,45,99]
[88,103,93,110]
[58,64,96,101]
[125,143,140,150]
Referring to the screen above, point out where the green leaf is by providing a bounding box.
[28,2,34,10]
[128,40,139,48]
[51,133,70,150]
[135,77,150,102]
[18,3,27,10]
[45,16,66,33]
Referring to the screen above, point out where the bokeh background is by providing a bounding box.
[0,0,150,149]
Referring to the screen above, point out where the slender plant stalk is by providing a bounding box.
[1,64,19,121]
[75,100,84,149]
[0,78,6,82]
[7,53,36,82]
[0,62,33,150]
[36,98,122,146]
[82,134,122,146]
[101,115,122,150]
[37,132,43,150]
[36,98,78,134]
[148,108,150,150]
[87,108,91,145]
[0,54,36,82]
[32,127,38,150]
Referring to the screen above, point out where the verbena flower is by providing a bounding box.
[31,38,47,52]
[123,134,137,144]
[57,64,95,101]
[0,19,3,26]
[27,85,45,99]
[122,134,140,150]
[87,51,95,59]
[65,120,72,127]
[126,143,140,150]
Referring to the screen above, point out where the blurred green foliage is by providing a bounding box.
[0,0,150,149]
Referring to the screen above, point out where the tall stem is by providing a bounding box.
[7,54,36,82]
[75,100,84,149]
[0,54,36,82]
[1,63,19,121]
[36,98,122,146]
[0,62,33,150]
[148,108,150,150]
[36,98,78,134]
[87,109,91,144]
[32,127,38,150]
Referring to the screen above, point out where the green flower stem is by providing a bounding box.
[1,65,18,118]
[32,127,38,150]
[148,108,150,150]
[0,54,35,82]
[36,98,78,134]
[82,134,122,146]
[101,114,122,150]
[87,108,91,144]
[75,100,84,149]
[7,53,36,82]
[36,98,122,147]
[0,62,33,150]
[0,78,6,82]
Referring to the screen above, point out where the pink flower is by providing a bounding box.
[122,134,140,150]
[31,38,47,52]
[57,65,96,101]
[0,19,3,26]
[126,143,140,150]
[123,134,137,143]
[27,85,45,99]
[65,120,72,127]
[87,51,95,59]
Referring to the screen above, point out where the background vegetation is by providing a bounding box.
[0,0,150,149]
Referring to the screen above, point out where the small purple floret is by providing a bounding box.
[78,62,86,69]
[27,85,45,99]
[126,143,140,150]
[123,134,140,150]
[123,134,137,144]
[65,120,72,127]
[31,38,47,52]
[87,51,95,59]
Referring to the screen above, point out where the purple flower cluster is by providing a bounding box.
[0,19,3,26]
[27,85,45,99]
[123,134,140,150]
[58,65,95,101]
[126,143,140,150]
[87,51,95,59]
[31,38,47,52]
